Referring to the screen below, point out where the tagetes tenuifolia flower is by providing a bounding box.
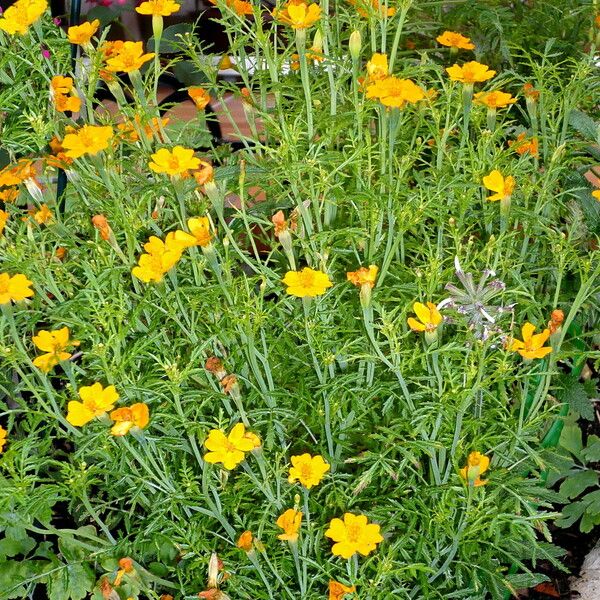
[188,87,211,110]
[509,322,552,360]
[407,302,442,332]
[132,235,184,283]
[325,513,383,559]
[592,190,600,202]
[329,581,356,600]
[362,53,388,86]
[0,0,47,35]
[347,265,378,288]
[548,309,564,335]
[509,132,539,157]
[446,61,495,84]
[51,76,81,113]
[0,426,7,453]
[67,19,100,45]
[136,0,180,16]
[0,188,19,202]
[473,90,516,109]
[366,76,425,108]
[237,530,253,551]
[110,403,150,436]
[67,383,119,427]
[0,211,8,237]
[62,125,113,159]
[30,204,53,225]
[277,508,302,542]
[482,170,515,202]
[282,267,333,297]
[436,30,474,50]
[274,1,321,29]
[92,214,111,240]
[32,327,78,372]
[0,160,35,187]
[209,0,253,16]
[288,453,330,489]
[0,273,34,305]
[173,217,213,247]
[204,423,257,469]
[459,451,490,487]
[105,41,155,73]
[149,146,201,177]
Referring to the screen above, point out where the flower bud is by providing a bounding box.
[349,30,361,62]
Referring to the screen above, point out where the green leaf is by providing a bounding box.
[47,563,95,600]
[580,509,600,533]
[568,109,600,143]
[504,572,549,589]
[559,470,598,499]
[556,375,594,421]
[559,423,584,459]
[555,501,587,528]
[0,535,35,558]
[584,437,600,462]
[172,61,208,86]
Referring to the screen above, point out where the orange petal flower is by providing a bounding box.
[274,1,321,29]
[482,170,515,202]
[473,90,516,109]
[329,580,356,600]
[509,322,552,360]
[110,403,150,436]
[436,31,474,50]
[67,19,99,45]
[325,513,383,559]
[459,451,490,487]
[136,0,180,16]
[365,76,425,108]
[446,61,495,84]
[276,508,302,542]
[104,41,155,73]
[188,87,211,110]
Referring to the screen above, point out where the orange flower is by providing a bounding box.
[136,0,180,16]
[0,273,34,305]
[236,530,253,551]
[92,214,111,241]
[188,87,211,110]
[0,210,8,237]
[0,160,35,187]
[274,1,321,29]
[347,265,378,288]
[482,170,515,202]
[30,204,52,224]
[67,19,100,45]
[209,0,253,16]
[436,31,474,50]
[0,188,19,202]
[149,146,200,177]
[347,0,394,18]
[194,161,215,186]
[548,309,564,335]
[508,132,538,157]
[329,581,356,600]
[0,425,7,453]
[365,53,387,82]
[473,90,516,109]
[366,76,425,108]
[110,403,150,436]
[276,508,302,542]
[62,125,114,159]
[459,451,490,487]
[104,41,155,73]
[282,267,333,297]
[446,61,495,84]
[523,82,540,101]
[509,322,552,360]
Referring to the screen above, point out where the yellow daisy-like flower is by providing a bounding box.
[149,146,201,177]
[407,302,442,332]
[365,53,388,82]
[132,235,184,283]
[282,267,333,298]
[446,61,496,84]
[67,19,100,45]
[0,210,8,237]
[173,216,213,248]
[32,327,78,373]
[274,1,321,29]
[66,383,119,427]
[482,169,515,202]
[0,0,47,35]
[325,513,383,559]
[31,204,53,225]
[329,581,356,600]
[459,451,490,487]
[0,272,34,305]
[135,0,180,16]
[204,423,256,470]
[509,322,552,360]
[237,530,254,551]
[436,31,474,50]
[188,87,211,110]
[104,41,155,73]
[110,403,150,436]
[346,265,378,288]
[0,160,35,187]
[62,125,114,159]
[591,190,600,202]
[0,425,7,453]
[473,90,516,109]
[276,508,303,542]
[365,76,425,108]
[288,453,330,489]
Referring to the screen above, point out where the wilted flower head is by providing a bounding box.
[459,451,490,487]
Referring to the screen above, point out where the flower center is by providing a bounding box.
[346,524,361,543]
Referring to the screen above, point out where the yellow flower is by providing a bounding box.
[593,190,600,202]
[173,217,213,248]
[509,322,552,360]
[0,160,35,187]
[32,327,78,372]
[325,513,383,559]
[132,235,184,283]
[62,125,113,159]
[110,403,150,436]
[149,146,201,177]
[236,530,253,551]
[209,0,253,15]
[204,422,257,469]
[0,425,7,453]
[366,76,425,108]
[436,31,475,50]
[346,265,378,288]
[288,453,330,489]
[508,132,539,157]
[459,451,490,487]
[188,87,211,110]
[282,267,333,297]
[274,1,321,29]
[67,19,100,45]
[0,272,34,305]
[67,383,119,427]
[473,90,516,109]
[482,170,515,202]
[407,302,442,332]
[0,210,8,237]
[31,204,53,225]
[276,508,302,542]
[0,188,19,202]
[0,0,47,35]
[446,61,495,84]
[365,53,388,82]
[51,76,81,113]
[105,41,155,73]
[136,0,180,16]
[194,161,215,186]
[329,581,356,600]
